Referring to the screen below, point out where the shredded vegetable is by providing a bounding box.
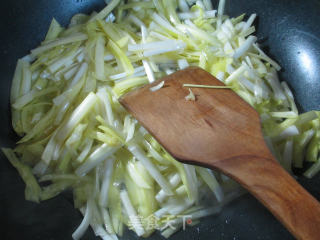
[185,88,196,101]
[183,84,233,89]
[149,81,165,92]
[4,0,320,239]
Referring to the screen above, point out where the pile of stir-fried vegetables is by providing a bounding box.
[3,0,320,239]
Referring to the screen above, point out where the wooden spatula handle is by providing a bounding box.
[214,155,320,240]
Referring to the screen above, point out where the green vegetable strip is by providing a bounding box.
[45,18,64,41]
[306,132,320,162]
[128,145,173,195]
[95,36,106,80]
[107,39,134,75]
[31,33,88,56]
[10,59,23,102]
[55,92,98,144]
[89,0,121,22]
[2,148,42,203]
[21,61,32,96]
[196,167,224,202]
[304,158,320,178]
[13,87,58,110]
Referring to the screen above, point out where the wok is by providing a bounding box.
[0,0,320,239]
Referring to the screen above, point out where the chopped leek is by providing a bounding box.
[183,84,233,89]
[185,88,196,101]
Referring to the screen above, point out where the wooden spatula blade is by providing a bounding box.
[120,66,270,166]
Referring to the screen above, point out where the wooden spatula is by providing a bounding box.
[120,66,320,240]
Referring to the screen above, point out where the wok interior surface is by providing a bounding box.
[1,0,320,239]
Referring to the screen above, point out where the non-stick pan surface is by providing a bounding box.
[1,0,320,239]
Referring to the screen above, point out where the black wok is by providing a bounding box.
[0,0,320,239]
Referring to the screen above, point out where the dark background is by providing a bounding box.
[1,0,320,239]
